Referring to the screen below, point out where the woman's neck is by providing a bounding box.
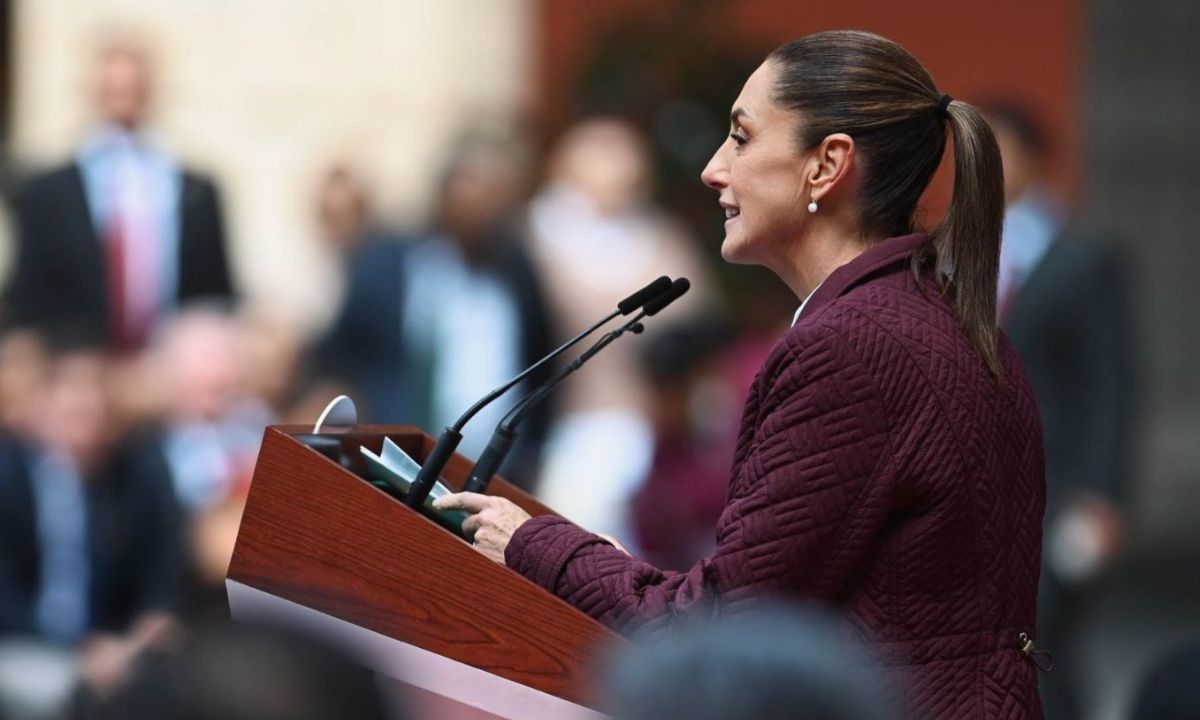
[774,224,876,300]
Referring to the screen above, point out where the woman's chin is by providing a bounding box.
[720,233,755,265]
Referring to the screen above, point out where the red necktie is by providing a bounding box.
[106,214,132,351]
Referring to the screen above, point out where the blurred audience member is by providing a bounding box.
[631,274,789,568]
[141,309,267,619]
[4,34,235,354]
[987,101,1136,720]
[1130,639,1200,720]
[0,328,47,440]
[315,162,375,261]
[99,621,396,720]
[0,158,14,293]
[151,308,265,514]
[630,319,736,568]
[237,309,302,423]
[604,604,897,720]
[317,131,555,489]
[526,118,713,538]
[0,331,181,716]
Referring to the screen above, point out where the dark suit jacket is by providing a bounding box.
[315,230,557,490]
[508,233,1047,718]
[4,162,236,342]
[0,433,183,640]
[1002,226,1134,513]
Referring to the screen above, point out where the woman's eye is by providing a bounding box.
[730,132,748,147]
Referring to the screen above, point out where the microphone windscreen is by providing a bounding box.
[618,276,672,315]
[643,278,690,316]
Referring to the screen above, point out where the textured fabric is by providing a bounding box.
[507,233,1046,719]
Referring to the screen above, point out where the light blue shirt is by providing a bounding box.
[999,189,1066,302]
[77,125,182,315]
[401,240,524,460]
[29,451,90,645]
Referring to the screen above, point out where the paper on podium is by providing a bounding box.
[361,438,471,539]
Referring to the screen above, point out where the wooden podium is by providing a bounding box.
[227,425,620,720]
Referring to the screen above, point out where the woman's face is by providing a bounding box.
[701,60,813,266]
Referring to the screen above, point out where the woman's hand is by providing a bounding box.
[433,492,532,564]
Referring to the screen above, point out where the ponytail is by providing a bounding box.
[933,100,1006,378]
[770,31,1008,378]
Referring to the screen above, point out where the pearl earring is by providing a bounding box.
[807,200,818,214]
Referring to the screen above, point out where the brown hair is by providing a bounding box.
[769,30,1006,377]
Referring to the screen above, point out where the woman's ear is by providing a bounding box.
[807,133,856,204]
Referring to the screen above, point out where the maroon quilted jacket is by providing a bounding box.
[506,232,1046,718]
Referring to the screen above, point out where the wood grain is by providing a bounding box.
[228,426,619,708]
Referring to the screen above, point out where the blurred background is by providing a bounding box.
[0,1,1197,719]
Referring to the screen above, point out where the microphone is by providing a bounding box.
[403,275,673,508]
[462,278,690,494]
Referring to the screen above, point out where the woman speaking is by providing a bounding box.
[436,30,1045,718]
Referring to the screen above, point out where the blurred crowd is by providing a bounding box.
[0,31,1190,720]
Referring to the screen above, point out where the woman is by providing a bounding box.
[436,30,1045,718]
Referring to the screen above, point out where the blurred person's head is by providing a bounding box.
[92,34,155,131]
[639,320,733,440]
[101,621,397,720]
[1131,639,1200,720]
[238,309,301,415]
[315,163,373,257]
[152,307,246,425]
[34,329,114,472]
[0,326,49,438]
[700,30,1007,378]
[434,131,531,260]
[548,118,652,215]
[980,101,1048,205]
[604,604,897,720]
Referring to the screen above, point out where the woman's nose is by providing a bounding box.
[701,147,728,190]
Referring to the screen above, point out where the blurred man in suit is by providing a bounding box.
[0,331,181,716]
[989,102,1136,720]
[316,132,556,490]
[5,35,235,353]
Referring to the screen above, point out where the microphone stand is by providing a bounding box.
[404,276,672,508]
[462,278,690,494]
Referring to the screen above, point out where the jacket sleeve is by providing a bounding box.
[313,241,402,383]
[505,322,895,633]
[129,443,186,616]
[4,176,54,327]
[1065,242,1133,504]
[0,499,36,635]
[202,179,236,300]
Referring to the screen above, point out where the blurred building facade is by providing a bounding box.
[4,0,534,333]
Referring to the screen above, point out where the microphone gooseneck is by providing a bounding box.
[404,276,673,508]
[461,278,691,494]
